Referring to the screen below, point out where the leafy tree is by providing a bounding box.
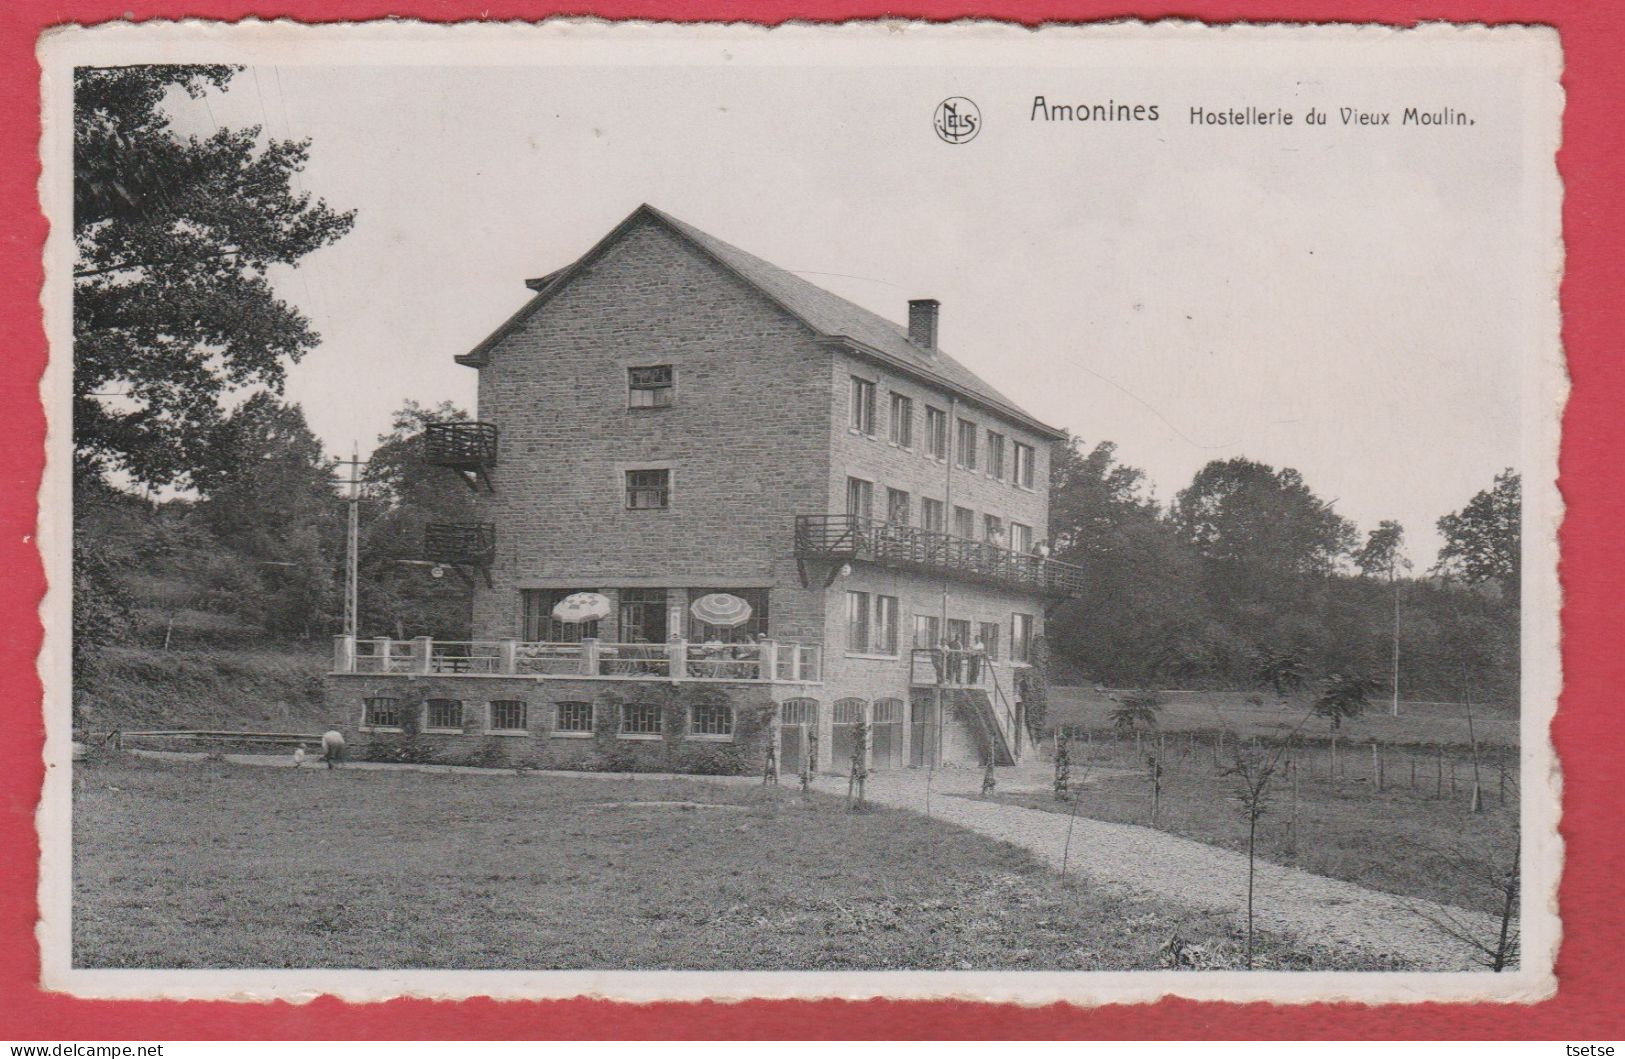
[1172,458,1357,591]
[357,401,478,639]
[74,65,354,487]
[1111,689,1165,733]
[1312,672,1381,730]
[1253,644,1309,700]
[1354,520,1407,578]
[1436,469,1521,602]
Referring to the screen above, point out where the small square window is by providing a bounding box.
[628,365,674,408]
[489,700,528,732]
[426,698,463,730]
[364,697,401,728]
[626,468,670,509]
[556,701,594,733]
[622,702,664,735]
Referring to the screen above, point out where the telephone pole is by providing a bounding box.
[337,443,364,640]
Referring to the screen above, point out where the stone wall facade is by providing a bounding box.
[325,674,784,775]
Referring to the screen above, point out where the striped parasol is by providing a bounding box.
[551,592,611,624]
[690,592,753,628]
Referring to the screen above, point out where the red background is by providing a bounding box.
[3,1,1619,1040]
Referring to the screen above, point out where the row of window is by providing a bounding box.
[846,476,1037,552]
[850,377,1037,489]
[845,595,1036,663]
[362,697,736,738]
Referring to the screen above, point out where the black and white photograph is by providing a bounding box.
[38,20,1563,1003]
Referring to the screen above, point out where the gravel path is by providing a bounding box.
[841,764,1501,971]
[125,749,1499,969]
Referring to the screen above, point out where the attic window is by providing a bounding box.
[628,365,674,409]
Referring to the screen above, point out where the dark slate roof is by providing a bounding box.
[464,204,1065,439]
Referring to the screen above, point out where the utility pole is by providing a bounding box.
[1391,560,1401,716]
[338,443,364,640]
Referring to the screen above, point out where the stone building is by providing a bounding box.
[324,204,1082,775]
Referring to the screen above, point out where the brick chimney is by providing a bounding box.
[908,299,940,351]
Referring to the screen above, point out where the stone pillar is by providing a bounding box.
[332,635,355,673]
[414,635,434,675]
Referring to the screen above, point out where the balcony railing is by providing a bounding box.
[423,422,497,491]
[332,635,822,684]
[424,522,496,567]
[794,514,1085,597]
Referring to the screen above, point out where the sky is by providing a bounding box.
[155,27,1552,567]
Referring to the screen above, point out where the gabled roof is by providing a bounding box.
[458,204,1066,440]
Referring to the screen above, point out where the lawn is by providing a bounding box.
[996,733,1518,915]
[72,754,1408,971]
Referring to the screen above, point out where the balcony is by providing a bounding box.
[331,635,822,684]
[424,522,495,584]
[423,421,497,491]
[794,514,1085,597]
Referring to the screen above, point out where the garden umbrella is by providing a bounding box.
[690,592,752,628]
[552,592,611,624]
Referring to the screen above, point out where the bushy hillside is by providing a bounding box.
[75,644,331,732]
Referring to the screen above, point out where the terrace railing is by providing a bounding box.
[794,514,1086,597]
[336,635,822,684]
[423,421,498,492]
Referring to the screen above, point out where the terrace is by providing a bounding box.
[330,634,823,684]
[794,514,1086,596]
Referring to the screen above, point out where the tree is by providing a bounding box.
[1047,437,1205,686]
[1355,520,1409,715]
[1172,458,1357,591]
[358,401,478,639]
[1436,469,1521,603]
[1313,672,1380,731]
[74,65,354,487]
[1253,643,1309,701]
[1111,689,1164,733]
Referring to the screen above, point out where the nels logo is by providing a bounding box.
[934,97,981,144]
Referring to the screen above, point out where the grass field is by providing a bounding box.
[1046,687,1519,750]
[996,732,1518,914]
[73,754,1410,971]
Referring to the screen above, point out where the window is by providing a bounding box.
[555,700,594,733]
[626,468,670,509]
[1013,441,1036,489]
[956,418,978,470]
[628,365,674,408]
[984,514,1003,542]
[920,497,945,533]
[850,376,877,435]
[489,700,528,732]
[425,698,463,731]
[846,476,874,519]
[1009,521,1034,554]
[618,588,668,644]
[872,595,899,655]
[914,614,941,649]
[688,588,770,642]
[1012,613,1035,663]
[986,431,1006,479]
[364,697,401,728]
[925,406,948,459]
[522,588,600,642]
[621,702,663,736]
[846,590,871,653]
[979,621,1001,660]
[886,488,911,525]
[889,393,914,447]
[946,618,972,649]
[690,701,734,737]
[953,505,976,540]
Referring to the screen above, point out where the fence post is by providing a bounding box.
[414,636,434,675]
[1410,752,1417,790]
[332,635,355,673]
[1374,741,1383,791]
[1436,745,1444,796]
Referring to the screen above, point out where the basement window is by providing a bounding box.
[621,702,664,737]
[489,700,529,733]
[555,700,594,735]
[425,698,464,731]
[689,702,734,738]
[363,697,402,729]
